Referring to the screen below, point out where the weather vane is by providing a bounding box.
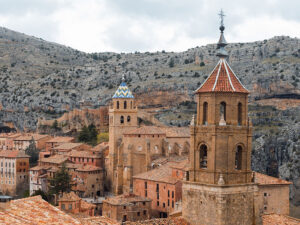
[218,9,225,27]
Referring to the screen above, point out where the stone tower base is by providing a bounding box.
[182,181,260,225]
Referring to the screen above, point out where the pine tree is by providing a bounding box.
[25,138,39,166]
[49,163,72,195]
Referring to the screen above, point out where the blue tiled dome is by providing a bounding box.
[112,82,134,99]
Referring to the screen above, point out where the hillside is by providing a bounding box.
[0,27,299,208]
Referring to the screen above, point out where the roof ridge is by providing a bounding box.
[223,59,235,91]
[212,59,222,91]
[224,60,249,92]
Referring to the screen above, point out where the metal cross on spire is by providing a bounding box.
[122,74,125,82]
[218,9,225,27]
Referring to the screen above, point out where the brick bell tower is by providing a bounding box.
[108,75,138,195]
[182,10,259,225]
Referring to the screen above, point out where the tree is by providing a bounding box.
[168,58,174,68]
[97,132,109,143]
[78,123,98,146]
[31,189,49,202]
[25,138,39,166]
[49,163,72,195]
[51,120,59,130]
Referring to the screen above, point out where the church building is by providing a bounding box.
[183,12,259,225]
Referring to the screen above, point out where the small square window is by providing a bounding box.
[123,206,126,209]
[137,212,140,216]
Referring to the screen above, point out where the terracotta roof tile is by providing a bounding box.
[39,155,69,164]
[161,127,190,138]
[103,193,151,206]
[133,163,181,184]
[124,217,191,225]
[80,216,118,225]
[68,150,100,158]
[124,126,166,135]
[0,150,30,158]
[255,172,292,185]
[46,136,75,143]
[196,58,249,94]
[53,142,89,150]
[76,164,103,172]
[262,213,300,225]
[0,196,82,224]
[58,192,81,202]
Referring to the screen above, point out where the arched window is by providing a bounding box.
[120,116,124,124]
[117,101,119,109]
[124,101,127,109]
[235,145,243,170]
[127,116,131,122]
[238,103,242,126]
[199,144,208,169]
[203,102,208,125]
[220,102,226,121]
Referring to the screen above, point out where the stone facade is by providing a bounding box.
[133,161,186,218]
[102,193,152,223]
[0,151,30,197]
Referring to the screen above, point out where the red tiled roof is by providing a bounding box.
[0,196,82,224]
[103,193,151,206]
[161,127,190,138]
[0,150,30,158]
[124,217,191,225]
[133,163,180,184]
[76,164,103,172]
[58,192,81,202]
[124,126,166,135]
[53,142,87,150]
[196,58,249,93]
[39,155,69,164]
[262,213,300,225]
[46,136,75,143]
[80,216,118,225]
[254,172,292,185]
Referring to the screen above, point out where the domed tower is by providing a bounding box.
[182,11,259,225]
[108,75,138,194]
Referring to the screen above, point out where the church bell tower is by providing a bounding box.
[182,10,259,225]
[108,75,138,194]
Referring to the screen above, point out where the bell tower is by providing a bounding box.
[182,10,259,225]
[108,75,138,194]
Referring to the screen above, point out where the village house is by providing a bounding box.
[13,133,51,151]
[0,133,21,150]
[73,164,104,198]
[58,191,96,216]
[254,172,291,216]
[133,160,187,218]
[102,193,152,223]
[51,142,91,155]
[45,136,75,151]
[30,153,104,198]
[0,150,30,196]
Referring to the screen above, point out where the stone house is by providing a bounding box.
[13,134,51,151]
[58,191,96,216]
[0,150,30,196]
[51,142,91,155]
[133,160,187,218]
[102,193,152,223]
[254,172,291,216]
[0,133,21,150]
[45,136,75,151]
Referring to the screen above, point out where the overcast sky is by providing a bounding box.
[0,0,299,53]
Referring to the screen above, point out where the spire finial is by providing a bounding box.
[122,74,125,82]
[216,9,228,58]
[219,9,225,29]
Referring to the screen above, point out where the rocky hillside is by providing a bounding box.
[0,27,299,207]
